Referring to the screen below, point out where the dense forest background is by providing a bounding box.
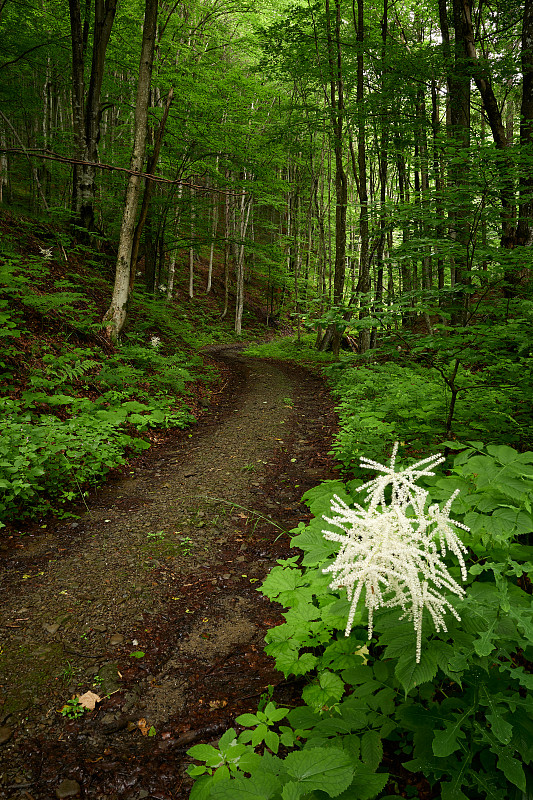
[2,0,533,499]
[1,0,531,342]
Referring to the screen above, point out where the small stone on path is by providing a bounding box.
[0,726,13,744]
[109,633,124,645]
[56,778,80,798]
[43,623,60,635]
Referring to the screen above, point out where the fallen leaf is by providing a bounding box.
[209,699,227,710]
[77,691,101,710]
[138,718,149,735]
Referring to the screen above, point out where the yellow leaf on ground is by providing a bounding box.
[77,691,101,710]
[138,718,149,735]
[209,699,227,710]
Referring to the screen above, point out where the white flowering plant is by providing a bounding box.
[254,442,533,799]
[322,443,468,662]
[187,443,533,800]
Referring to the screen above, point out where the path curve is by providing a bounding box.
[0,346,339,799]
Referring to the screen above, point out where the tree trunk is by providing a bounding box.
[517,0,533,249]
[68,0,117,232]
[235,190,253,335]
[102,0,158,341]
[354,0,370,353]
[130,86,174,291]
[438,0,471,325]
[325,0,347,358]
[189,186,195,299]
[206,157,220,293]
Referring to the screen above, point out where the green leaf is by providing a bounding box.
[121,400,150,412]
[472,771,506,799]
[190,775,213,800]
[485,704,513,745]
[496,751,526,791]
[281,783,301,800]
[283,747,354,797]
[236,713,259,727]
[319,670,345,698]
[395,649,437,693]
[440,780,469,800]
[302,670,345,710]
[211,773,279,800]
[218,729,237,750]
[188,744,224,767]
[432,715,468,757]
[264,730,279,753]
[261,566,303,600]
[252,723,268,747]
[344,770,389,800]
[360,730,383,771]
[473,623,497,657]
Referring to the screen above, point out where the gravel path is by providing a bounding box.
[0,345,339,799]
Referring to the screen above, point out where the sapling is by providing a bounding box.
[322,443,469,662]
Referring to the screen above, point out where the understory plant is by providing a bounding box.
[188,443,533,800]
[328,361,525,469]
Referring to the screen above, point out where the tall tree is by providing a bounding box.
[103,0,158,341]
[68,0,117,231]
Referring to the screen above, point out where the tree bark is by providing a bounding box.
[517,0,533,248]
[68,0,117,232]
[354,0,370,353]
[325,0,347,358]
[130,85,174,291]
[102,0,158,341]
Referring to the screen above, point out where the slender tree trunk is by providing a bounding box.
[221,172,231,320]
[206,156,220,293]
[517,0,533,249]
[102,0,158,341]
[438,0,471,325]
[235,189,253,335]
[69,0,117,232]
[354,0,370,353]
[166,184,182,302]
[325,0,347,357]
[130,86,174,291]
[370,0,389,350]
[189,186,195,299]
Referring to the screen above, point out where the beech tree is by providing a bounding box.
[102,0,158,342]
[68,0,117,232]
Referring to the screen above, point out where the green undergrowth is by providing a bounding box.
[0,229,244,525]
[202,305,533,799]
[325,357,529,469]
[244,334,337,366]
[249,297,533,470]
[187,442,533,800]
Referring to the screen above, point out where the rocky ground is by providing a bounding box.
[0,345,340,800]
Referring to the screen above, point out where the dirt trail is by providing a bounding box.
[0,345,339,800]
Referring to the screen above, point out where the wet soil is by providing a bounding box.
[0,345,341,800]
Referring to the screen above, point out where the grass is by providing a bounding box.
[243,333,337,365]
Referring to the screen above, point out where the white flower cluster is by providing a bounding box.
[150,336,161,348]
[323,443,469,662]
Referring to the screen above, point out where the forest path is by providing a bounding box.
[0,345,339,800]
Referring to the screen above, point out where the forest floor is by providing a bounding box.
[0,344,341,800]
